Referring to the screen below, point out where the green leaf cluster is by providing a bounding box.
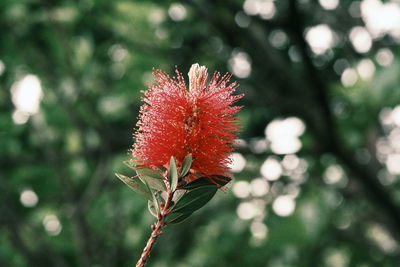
[167,176,231,224]
[116,159,167,217]
[116,155,231,223]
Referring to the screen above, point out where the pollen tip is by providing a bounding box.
[188,63,208,91]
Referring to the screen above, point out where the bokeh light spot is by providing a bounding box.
[265,117,305,154]
[43,215,62,236]
[11,74,43,124]
[273,195,296,217]
[168,3,187,22]
[319,0,339,10]
[250,178,269,197]
[260,157,282,181]
[250,221,268,240]
[375,48,394,66]
[361,0,400,39]
[228,51,252,78]
[356,59,375,80]
[323,165,346,185]
[233,180,251,198]
[341,68,358,87]
[305,24,334,55]
[229,152,247,173]
[237,201,258,220]
[349,26,372,53]
[20,189,39,208]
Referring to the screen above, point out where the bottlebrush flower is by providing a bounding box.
[132,64,243,181]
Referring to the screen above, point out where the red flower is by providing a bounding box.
[132,64,243,181]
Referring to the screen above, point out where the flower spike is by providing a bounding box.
[132,63,243,183]
[116,64,243,267]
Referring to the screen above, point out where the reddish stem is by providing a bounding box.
[135,190,174,267]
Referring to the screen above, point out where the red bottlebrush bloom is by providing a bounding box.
[132,64,243,181]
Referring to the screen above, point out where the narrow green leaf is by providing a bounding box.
[180,154,192,178]
[115,173,152,200]
[182,176,231,190]
[136,167,164,180]
[148,200,158,217]
[139,175,166,191]
[152,195,160,216]
[172,185,217,214]
[123,161,166,191]
[166,212,192,224]
[144,181,160,215]
[182,178,213,190]
[169,157,178,191]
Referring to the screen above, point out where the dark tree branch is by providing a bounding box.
[189,0,400,241]
[187,0,309,110]
[288,0,400,238]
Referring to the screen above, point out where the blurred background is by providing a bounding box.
[1,0,400,266]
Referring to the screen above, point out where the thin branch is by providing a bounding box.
[136,189,174,267]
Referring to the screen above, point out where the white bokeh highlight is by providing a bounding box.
[349,27,372,53]
[20,189,39,208]
[273,195,296,217]
[356,59,375,81]
[260,157,282,181]
[229,152,247,173]
[232,180,251,198]
[250,178,269,197]
[228,51,252,79]
[250,221,268,240]
[319,0,339,10]
[168,3,187,22]
[341,68,358,87]
[361,0,400,40]
[265,117,305,154]
[243,0,276,19]
[386,154,400,175]
[43,214,62,236]
[376,48,394,66]
[323,165,345,185]
[237,201,261,220]
[11,74,43,125]
[305,24,334,55]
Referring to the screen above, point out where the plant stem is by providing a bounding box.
[136,190,174,267]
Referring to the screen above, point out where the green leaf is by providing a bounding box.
[181,178,213,190]
[171,185,218,214]
[148,200,158,217]
[169,156,178,191]
[123,161,166,191]
[144,181,160,216]
[166,212,192,224]
[115,173,152,200]
[212,175,232,187]
[180,154,192,178]
[136,167,164,180]
[182,176,231,190]
[139,175,166,191]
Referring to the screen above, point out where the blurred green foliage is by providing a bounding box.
[1,0,400,266]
